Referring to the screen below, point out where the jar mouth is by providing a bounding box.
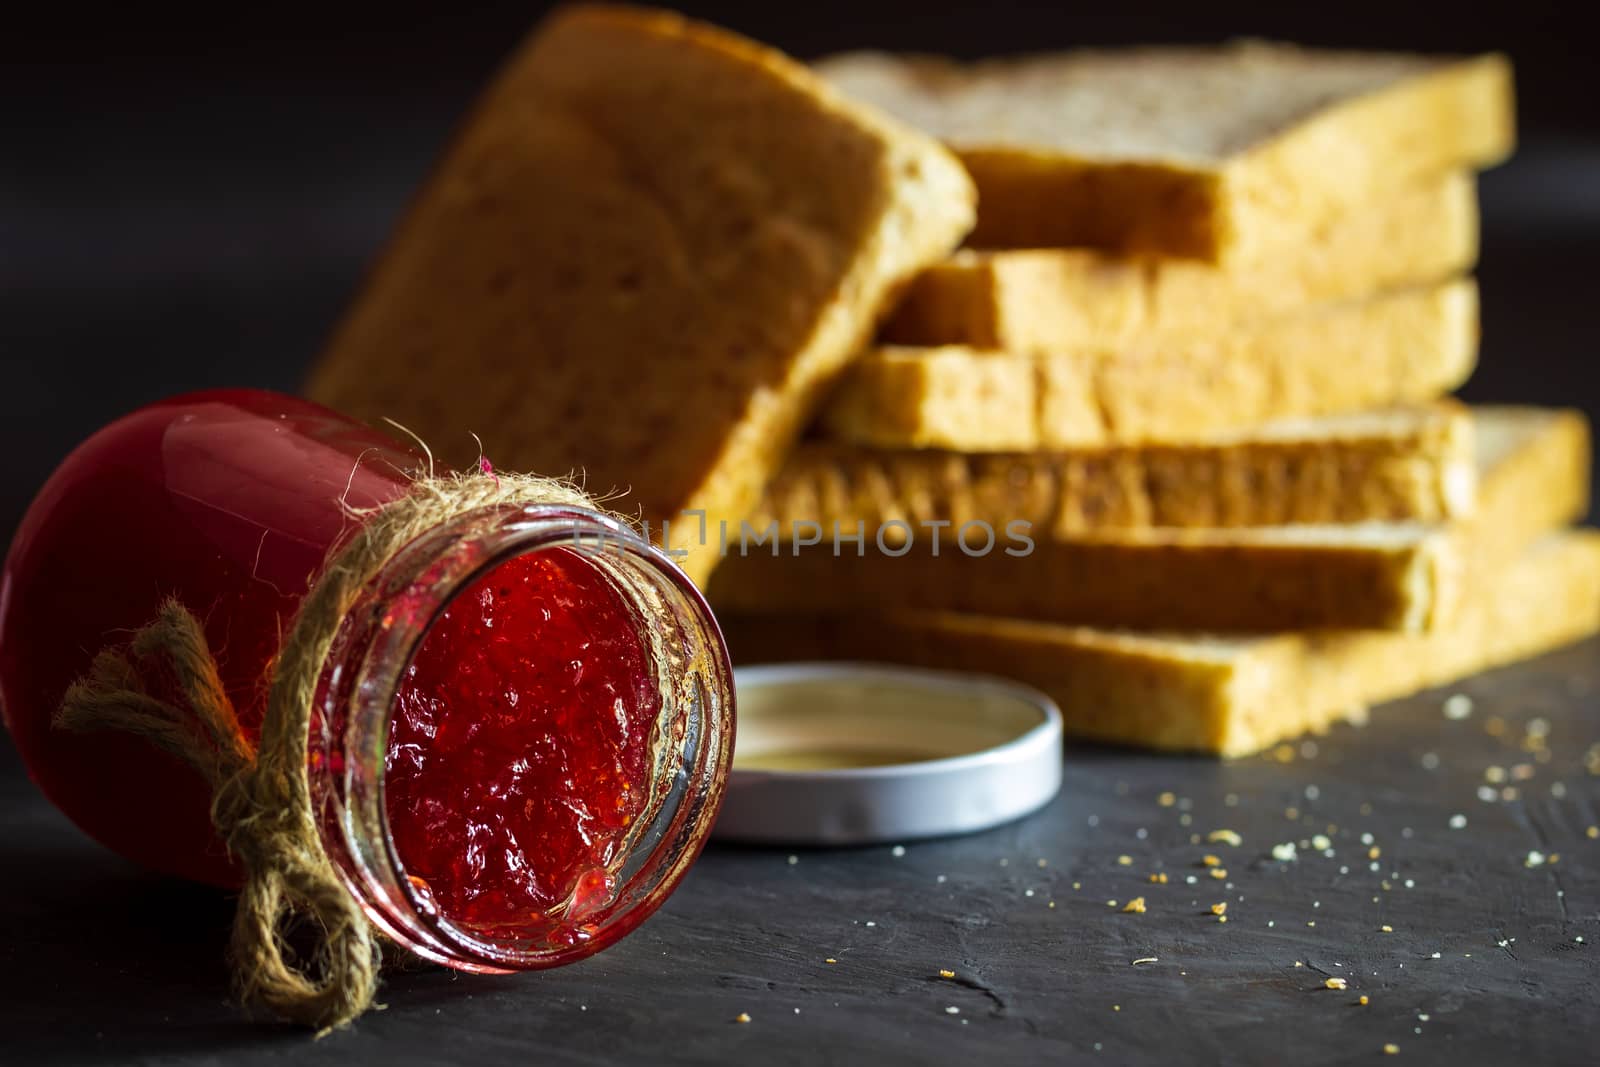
[308,504,735,973]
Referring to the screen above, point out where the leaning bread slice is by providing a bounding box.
[305,5,975,586]
[721,532,1600,757]
[708,408,1589,633]
[758,404,1475,535]
[823,280,1477,451]
[883,173,1477,351]
[819,45,1512,261]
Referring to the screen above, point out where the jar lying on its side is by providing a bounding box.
[0,389,734,974]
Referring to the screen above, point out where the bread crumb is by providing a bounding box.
[1325,977,1348,990]
[1272,842,1298,862]
[1149,872,1169,884]
[1122,897,1147,914]
[1207,829,1243,847]
[939,969,955,979]
[1526,850,1547,868]
[1218,915,1228,924]
[1587,826,1598,839]
[1359,995,1370,1006]
[945,1006,959,1015]
[1117,855,1133,866]
[1132,957,1158,966]
[1211,902,1227,916]
[825,958,838,964]
[1384,1043,1400,1055]
[1381,925,1394,933]
[1209,868,1228,880]
[1311,833,1332,851]
[1158,792,1176,807]
[1201,854,1222,867]
[1113,1005,1121,1012]
[1443,694,1473,720]
[735,1012,751,1024]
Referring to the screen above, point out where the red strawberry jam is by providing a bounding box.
[384,546,661,942]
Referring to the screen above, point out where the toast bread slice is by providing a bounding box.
[756,403,1475,536]
[722,532,1600,756]
[819,45,1512,261]
[708,408,1589,633]
[305,4,975,585]
[823,281,1477,451]
[882,173,1477,351]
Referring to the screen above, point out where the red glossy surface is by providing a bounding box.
[384,548,660,943]
[0,390,419,886]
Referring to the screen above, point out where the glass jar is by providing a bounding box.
[0,389,734,972]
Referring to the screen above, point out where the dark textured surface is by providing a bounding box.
[2,640,1598,1064]
[4,4,1600,1064]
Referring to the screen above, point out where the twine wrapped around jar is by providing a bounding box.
[54,471,598,1033]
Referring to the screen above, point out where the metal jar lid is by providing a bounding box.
[713,662,1063,845]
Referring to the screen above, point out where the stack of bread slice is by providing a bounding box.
[304,7,1596,757]
[710,43,1600,755]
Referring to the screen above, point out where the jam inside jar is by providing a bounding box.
[0,389,734,972]
[386,549,665,944]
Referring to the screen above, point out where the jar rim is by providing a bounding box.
[307,503,735,972]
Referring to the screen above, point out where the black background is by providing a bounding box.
[3,4,1599,1063]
